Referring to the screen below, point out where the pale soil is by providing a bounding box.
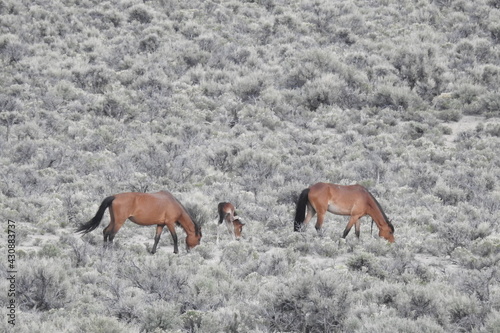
[444,115,500,147]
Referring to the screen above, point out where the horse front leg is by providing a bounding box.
[342,215,361,240]
[355,220,361,239]
[166,223,178,254]
[151,225,164,254]
[225,221,235,240]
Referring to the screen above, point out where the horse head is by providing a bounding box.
[379,222,395,243]
[232,218,245,239]
[186,223,202,249]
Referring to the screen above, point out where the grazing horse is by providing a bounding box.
[294,183,394,242]
[218,202,245,239]
[76,191,202,254]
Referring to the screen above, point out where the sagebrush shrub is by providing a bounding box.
[138,34,160,53]
[233,73,265,102]
[128,5,153,24]
[257,248,296,276]
[448,294,482,331]
[396,284,449,326]
[354,316,446,333]
[17,259,72,311]
[140,300,182,332]
[76,315,137,333]
[483,310,500,333]
[73,65,114,94]
[260,269,351,332]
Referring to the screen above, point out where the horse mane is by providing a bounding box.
[172,196,202,236]
[367,191,394,232]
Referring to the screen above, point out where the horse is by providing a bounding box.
[294,182,394,242]
[218,202,245,240]
[76,191,202,254]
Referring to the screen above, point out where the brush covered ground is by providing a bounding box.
[1,0,500,332]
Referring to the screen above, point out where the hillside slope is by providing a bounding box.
[1,0,499,332]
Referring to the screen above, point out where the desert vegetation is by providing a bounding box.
[1,0,500,332]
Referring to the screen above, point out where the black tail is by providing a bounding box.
[76,196,115,234]
[294,188,310,231]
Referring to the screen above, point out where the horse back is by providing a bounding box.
[309,183,372,214]
[112,191,183,223]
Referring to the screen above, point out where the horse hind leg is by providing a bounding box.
[102,225,116,251]
[103,224,115,243]
[314,211,326,237]
[298,203,316,232]
[103,215,126,246]
[103,225,110,242]
[103,211,113,242]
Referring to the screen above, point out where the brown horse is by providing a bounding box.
[218,202,245,239]
[294,183,394,242]
[76,191,202,254]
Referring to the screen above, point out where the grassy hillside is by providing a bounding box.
[1,0,500,332]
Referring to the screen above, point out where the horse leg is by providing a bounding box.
[107,219,126,244]
[166,223,179,254]
[225,214,235,240]
[151,225,164,254]
[103,210,114,243]
[103,222,119,245]
[226,222,235,240]
[355,220,361,239]
[103,208,124,244]
[314,210,326,235]
[103,224,112,243]
[342,215,361,239]
[300,202,316,231]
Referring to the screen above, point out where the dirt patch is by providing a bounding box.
[444,116,500,147]
[414,253,461,276]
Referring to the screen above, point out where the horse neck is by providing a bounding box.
[177,212,198,236]
[367,195,391,232]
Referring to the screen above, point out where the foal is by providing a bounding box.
[218,202,245,240]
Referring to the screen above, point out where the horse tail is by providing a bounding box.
[76,196,115,234]
[294,188,310,231]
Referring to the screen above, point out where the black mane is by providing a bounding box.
[368,191,394,232]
